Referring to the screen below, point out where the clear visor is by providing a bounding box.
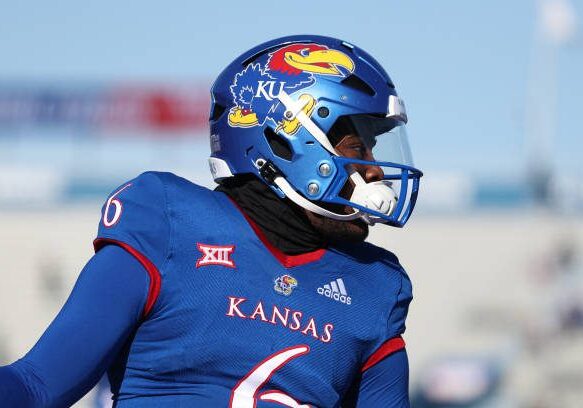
[347,116,414,166]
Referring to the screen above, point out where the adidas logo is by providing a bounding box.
[317,278,352,305]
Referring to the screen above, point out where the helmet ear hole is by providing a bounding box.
[210,103,227,122]
[264,127,293,161]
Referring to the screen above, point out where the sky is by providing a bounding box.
[0,0,581,180]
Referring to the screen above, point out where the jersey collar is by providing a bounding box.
[227,197,326,268]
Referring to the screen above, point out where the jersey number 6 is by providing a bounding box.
[103,183,132,228]
[230,345,311,408]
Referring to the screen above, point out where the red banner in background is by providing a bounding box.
[105,85,210,132]
[0,83,211,135]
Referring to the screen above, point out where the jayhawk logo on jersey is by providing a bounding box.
[228,43,354,135]
[274,274,298,296]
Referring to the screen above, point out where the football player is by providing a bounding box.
[0,35,422,407]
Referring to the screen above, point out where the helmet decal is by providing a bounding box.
[228,43,354,135]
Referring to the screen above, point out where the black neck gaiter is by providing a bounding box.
[216,176,327,255]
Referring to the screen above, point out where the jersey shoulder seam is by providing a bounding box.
[144,171,174,280]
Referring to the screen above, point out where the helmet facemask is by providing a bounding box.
[265,90,422,227]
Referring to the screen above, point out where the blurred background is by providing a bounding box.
[0,0,582,406]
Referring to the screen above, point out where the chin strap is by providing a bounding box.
[272,174,362,221]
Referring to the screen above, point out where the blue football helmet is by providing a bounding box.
[209,35,422,227]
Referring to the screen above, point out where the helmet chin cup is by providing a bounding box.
[350,180,398,223]
[347,173,398,225]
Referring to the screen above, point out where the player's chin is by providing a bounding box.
[306,203,369,243]
[324,216,369,243]
[337,218,369,243]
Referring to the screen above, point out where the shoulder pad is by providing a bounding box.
[361,250,413,371]
[95,171,170,269]
[386,267,412,337]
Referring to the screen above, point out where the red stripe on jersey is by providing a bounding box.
[93,238,161,318]
[228,198,326,268]
[361,336,406,372]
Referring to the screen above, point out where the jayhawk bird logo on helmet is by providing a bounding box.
[228,43,354,135]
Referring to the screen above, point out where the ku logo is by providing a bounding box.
[228,43,354,135]
[274,274,298,296]
[255,80,287,101]
[196,243,236,268]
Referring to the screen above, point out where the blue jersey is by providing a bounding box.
[95,171,413,407]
